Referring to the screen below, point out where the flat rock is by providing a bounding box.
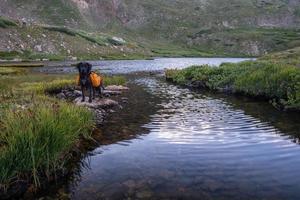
[105,85,129,91]
[74,97,118,109]
[102,90,122,96]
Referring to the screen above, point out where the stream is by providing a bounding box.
[36,58,300,200]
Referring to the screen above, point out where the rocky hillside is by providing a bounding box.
[1,0,300,59]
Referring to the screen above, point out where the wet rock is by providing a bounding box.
[105,85,129,91]
[94,109,106,124]
[74,97,118,109]
[122,97,128,104]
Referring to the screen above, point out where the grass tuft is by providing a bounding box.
[0,101,94,189]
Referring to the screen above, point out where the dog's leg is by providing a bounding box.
[81,86,85,102]
[99,86,103,98]
[92,87,96,99]
[89,85,93,103]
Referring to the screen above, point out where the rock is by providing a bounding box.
[74,90,82,96]
[34,45,42,52]
[102,90,122,96]
[105,85,129,91]
[94,109,106,124]
[56,92,66,99]
[109,37,126,45]
[74,97,118,109]
[70,56,77,61]
[121,97,129,103]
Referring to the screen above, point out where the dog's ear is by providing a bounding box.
[86,62,92,72]
[76,62,82,70]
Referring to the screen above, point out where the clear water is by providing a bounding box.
[62,76,300,200]
[36,58,300,200]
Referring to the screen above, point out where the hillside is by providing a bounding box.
[1,0,300,60]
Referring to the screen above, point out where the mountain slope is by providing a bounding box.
[1,0,300,59]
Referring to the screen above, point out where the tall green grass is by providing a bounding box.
[0,101,94,190]
[166,61,300,110]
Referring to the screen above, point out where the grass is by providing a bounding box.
[43,26,126,46]
[0,16,17,28]
[0,67,27,75]
[0,50,64,61]
[165,61,300,110]
[0,62,44,68]
[0,69,126,192]
[0,101,94,190]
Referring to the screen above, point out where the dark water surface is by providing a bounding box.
[38,58,300,200]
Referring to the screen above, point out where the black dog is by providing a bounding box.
[76,62,103,103]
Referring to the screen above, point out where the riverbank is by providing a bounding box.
[165,60,300,111]
[0,68,127,199]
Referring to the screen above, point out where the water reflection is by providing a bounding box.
[60,75,300,200]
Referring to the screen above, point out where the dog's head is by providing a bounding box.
[76,62,92,85]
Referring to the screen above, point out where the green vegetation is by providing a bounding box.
[0,50,64,61]
[0,16,17,28]
[0,67,27,75]
[259,46,300,66]
[43,26,125,46]
[102,75,126,86]
[0,67,126,192]
[42,26,77,36]
[0,62,44,68]
[0,101,94,190]
[166,61,300,110]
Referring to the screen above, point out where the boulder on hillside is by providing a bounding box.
[108,37,126,46]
